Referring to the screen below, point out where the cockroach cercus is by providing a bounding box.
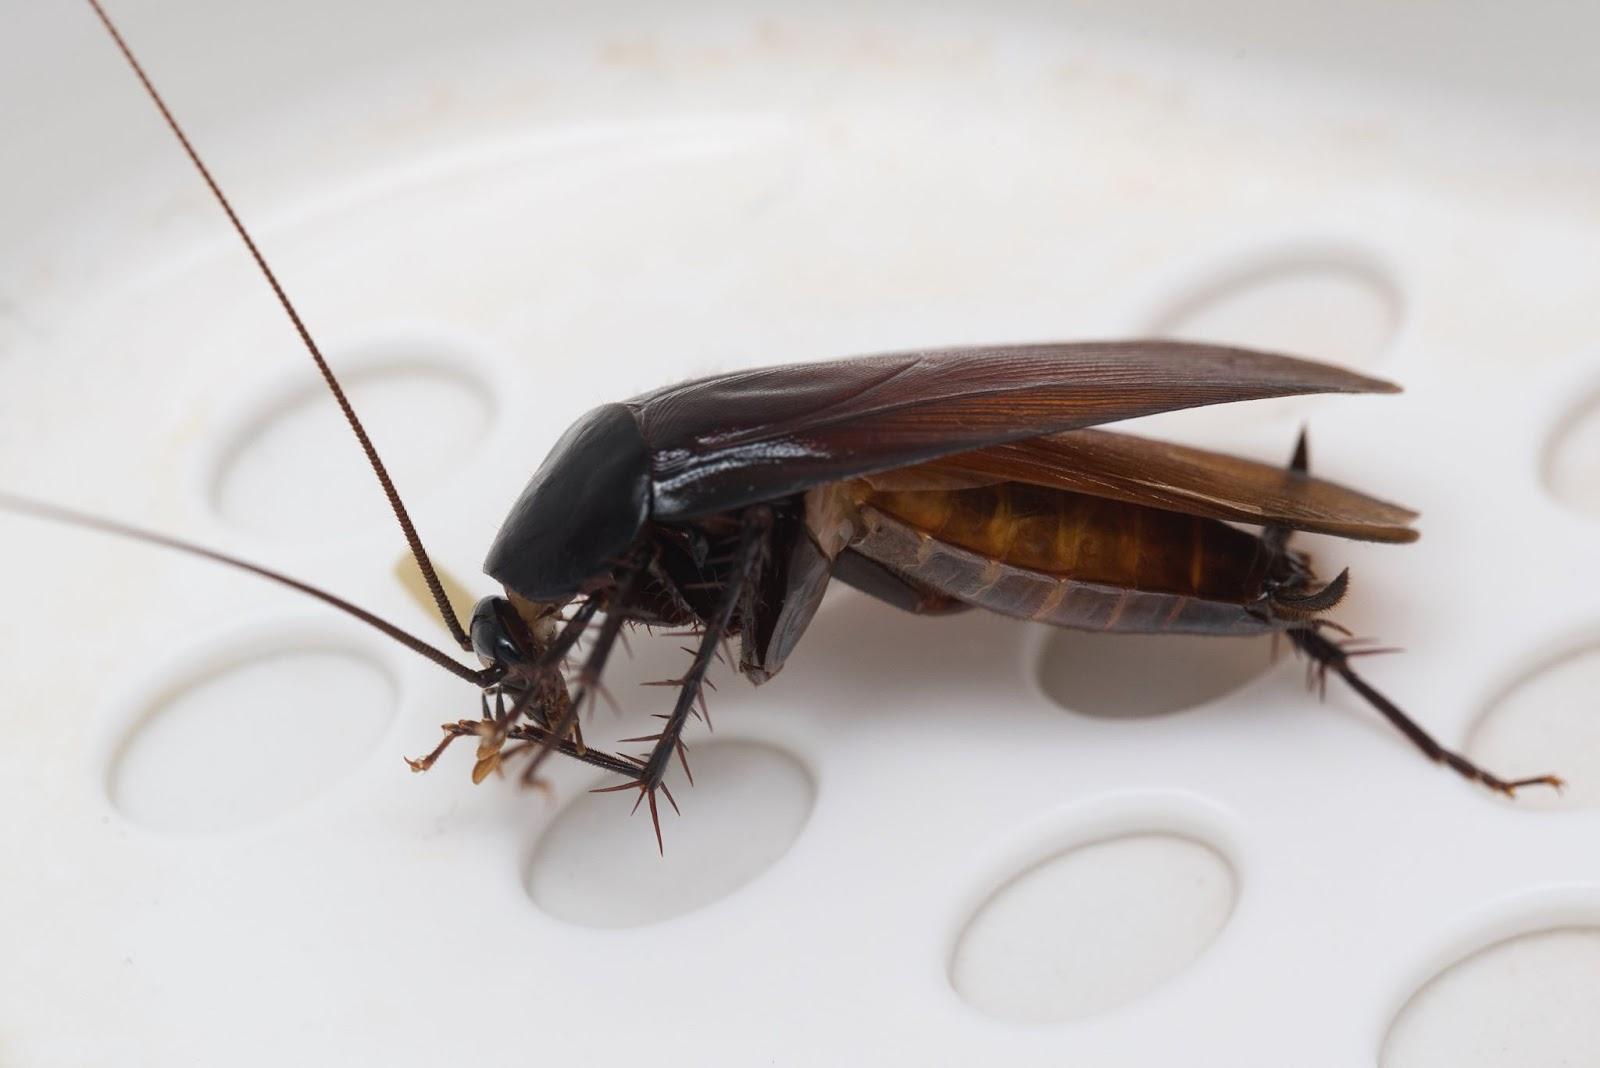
[3,0,1562,851]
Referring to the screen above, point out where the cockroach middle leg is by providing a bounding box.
[1290,628,1564,797]
[510,554,652,787]
[596,506,772,852]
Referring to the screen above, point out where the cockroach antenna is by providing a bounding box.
[81,0,471,652]
[0,492,493,687]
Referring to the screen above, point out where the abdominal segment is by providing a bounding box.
[847,481,1282,636]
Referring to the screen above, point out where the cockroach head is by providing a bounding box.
[469,593,560,672]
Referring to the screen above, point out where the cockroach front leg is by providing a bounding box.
[407,688,549,784]
[595,506,773,852]
[405,602,598,778]
[404,690,506,776]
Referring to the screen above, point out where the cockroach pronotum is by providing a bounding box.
[5,1,1562,852]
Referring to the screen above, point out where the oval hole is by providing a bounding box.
[1155,258,1400,370]
[950,833,1235,1023]
[1467,645,1600,809]
[525,741,814,928]
[108,647,395,833]
[1037,630,1273,719]
[1543,388,1600,518]
[1382,926,1600,1066]
[209,341,492,540]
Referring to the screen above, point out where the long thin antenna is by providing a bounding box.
[83,0,471,651]
[0,492,492,687]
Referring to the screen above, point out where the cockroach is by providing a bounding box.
[7,1,1562,851]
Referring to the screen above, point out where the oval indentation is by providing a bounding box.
[209,339,492,540]
[526,741,813,928]
[1543,388,1600,518]
[1154,257,1400,370]
[109,647,395,833]
[1381,926,1600,1066]
[1037,630,1272,719]
[1467,645,1600,809]
[950,833,1235,1023]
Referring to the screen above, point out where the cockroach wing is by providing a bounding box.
[628,341,1397,519]
[919,427,1420,543]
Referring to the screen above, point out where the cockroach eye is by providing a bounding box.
[470,596,523,669]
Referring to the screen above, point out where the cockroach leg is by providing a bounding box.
[404,690,508,777]
[403,722,476,774]
[598,507,772,853]
[1288,426,1311,475]
[645,555,698,621]
[1261,428,1311,557]
[405,600,602,778]
[513,554,651,788]
[503,725,647,781]
[1290,628,1564,797]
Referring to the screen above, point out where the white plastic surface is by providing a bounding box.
[4,2,1600,1065]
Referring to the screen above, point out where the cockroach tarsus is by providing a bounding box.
[8,0,1563,853]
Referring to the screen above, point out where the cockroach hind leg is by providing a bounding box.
[1262,428,1312,555]
[1439,752,1566,799]
[1289,628,1565,798]
[1289,425,1310,474]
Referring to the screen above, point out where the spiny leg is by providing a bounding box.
[412,652,647,787]
[471,685,556,784]
[502,725,644,780]
[405,600,598,775]
[1261,427,1310,557]
[596,506,772,852]
[1258,430,1554,794]
[514,553,650,786]
[425,687,549,784]
[1290,627,1564,796]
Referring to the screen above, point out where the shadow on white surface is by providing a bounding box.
[1037,629,1275,719]
[950,832,1236,1023]
[525,740,815,928]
